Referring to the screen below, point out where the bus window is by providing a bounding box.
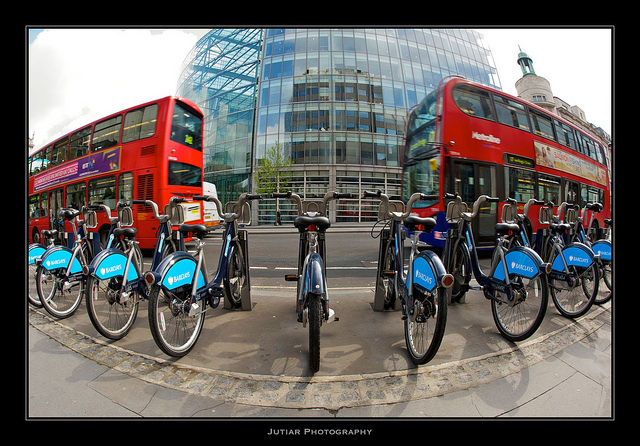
[122,103,158,143]
[65,181,87,210]
[494,95,530,131]
[118,172,134,203]
[505,167,535,202]
[530,112,555,140]
[51,137,69,167]
[88,175,116,209]
[565,180,580,206]
[168,161,202,187]
[452,85,495,121]
[537,174,560,204]
[92,116,122,152]
[554,120,577,150]
[29,194,40,219]
[68,127,91,160]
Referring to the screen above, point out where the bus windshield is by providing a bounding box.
[402,154,440,209]
[171,102,203,150]
[406,88,439,156]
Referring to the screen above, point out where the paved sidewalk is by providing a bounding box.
[27,294,612,421]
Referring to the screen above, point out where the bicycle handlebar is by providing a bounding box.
[271,191,354,216]
[364,189,437,219]
[194,192,261,222]
[444,192,499,220]
[133,196,185,223]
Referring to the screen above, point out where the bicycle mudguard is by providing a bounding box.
[28,243,47,265]
[552,242,596,271]
[591,240,612,262]
[37,245,83,274]
[87,248,139,282]
[155,252,206,291]
[493,246,545,281]
[413,250,447,292]
[304,252,326,296]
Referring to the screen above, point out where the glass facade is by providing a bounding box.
[177,28,501,223]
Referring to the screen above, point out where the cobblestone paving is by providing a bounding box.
[28,307,604,411]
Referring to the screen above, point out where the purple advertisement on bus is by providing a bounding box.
[33,147,121,192]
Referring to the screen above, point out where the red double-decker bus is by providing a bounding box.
[403,77,611,249]
[28,96,204,250]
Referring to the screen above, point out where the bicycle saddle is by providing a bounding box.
[113,227,137,238]
[494,222,520,236]
[549,223,570,234]
[294,215,331,233]
[178,224,207,235]
[404,215,437,233]
[61,209,81,221]
[41,229,58,238]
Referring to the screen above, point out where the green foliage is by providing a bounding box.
[255,142,293,195]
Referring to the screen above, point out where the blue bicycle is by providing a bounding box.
[273,191,348,372]
[145,192,261,357]
[443,193,550,342]
[83,197,187,340]
[365,190,452,364]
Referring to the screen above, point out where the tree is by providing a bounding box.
[254,142,293,195]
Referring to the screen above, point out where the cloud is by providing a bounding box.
[28,28,202,150]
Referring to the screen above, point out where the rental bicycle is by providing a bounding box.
[145,192,261,357]
[443,193,549,342]
[365,189,452,365]
[569,202,611,304]
[273,190,349,372]
[35,207,94,318]
[28,228,60,307]
[503,199,600,318]
[84,197,188,340]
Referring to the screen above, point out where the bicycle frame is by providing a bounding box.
[443,194,550,305]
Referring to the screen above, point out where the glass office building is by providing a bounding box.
[177,28,501,223]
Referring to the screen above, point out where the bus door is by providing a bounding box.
[452,161,497,247]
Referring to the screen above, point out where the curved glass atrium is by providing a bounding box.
[177,28,501,223]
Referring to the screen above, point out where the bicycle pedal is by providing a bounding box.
[381,270,394,278]
[469,285,483,291]
[284,274,299,282]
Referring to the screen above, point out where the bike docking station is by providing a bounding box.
[222,200,253,311]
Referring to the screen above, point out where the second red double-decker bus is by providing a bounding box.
[28,96,204,250]
[403,77,610,249]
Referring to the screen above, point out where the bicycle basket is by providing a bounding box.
[302,200,322,216]
[446,199,467,223]
[224,201,251,224]
[564,208,578,223]
[119,206,134,227]
[166,202,185,225]
[83,210,98,229]
[539,207,550,225]
[377,200,404,220]
[501,203,517,223]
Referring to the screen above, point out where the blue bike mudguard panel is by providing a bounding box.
[306,252,327,295]
[39,245,83,274]
[552,242,595,271]
[158,254,206,291]
[413,255,438,292]
[90,249,139,281]
[28,244,47,265]
[591,240,611,262]
[493,246,543,281]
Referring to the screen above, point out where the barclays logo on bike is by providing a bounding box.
[415,270,433,285]
[100,264,122,276]
[568,255,589,264]
[511,261,535,273]
[167,271,191,286]
[46,258,66,268]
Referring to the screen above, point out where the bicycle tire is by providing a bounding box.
[595,262,612,304]
[491,274,548,342]
[550,263,599,318]
[36,265,84,319]
[224,243,245,308]
[381,239,397,309]
[449,240,469,303]
[28,263,43,307]
[148,283,205,357]
[308,293,322,373]
[404,286,448,364]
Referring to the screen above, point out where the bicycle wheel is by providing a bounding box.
[28,262,43,307]
[404,286,448,364]
[491,274,548,342]
[549,262,598,318]
[449,240,469,303]
[148,284,205,357]
[381,240,397,309]
[307,293,322,373]
[224,244,245,308]
[595,261,612,304]
[36,266,84,319]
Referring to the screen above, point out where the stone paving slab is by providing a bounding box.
[28,306,604,411]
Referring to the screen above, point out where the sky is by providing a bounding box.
[27,27,612,152]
